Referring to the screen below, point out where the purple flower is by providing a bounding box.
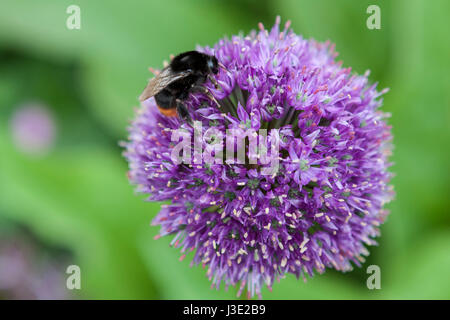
[0,234,71,299]
[10,102,56,156]
[124,17,393,298]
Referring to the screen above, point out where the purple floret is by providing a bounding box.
[124,17,394,298]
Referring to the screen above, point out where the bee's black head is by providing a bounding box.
[207,56,219,74]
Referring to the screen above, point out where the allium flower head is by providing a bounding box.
[124,17,393,298]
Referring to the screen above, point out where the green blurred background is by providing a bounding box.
[0,0,448,299]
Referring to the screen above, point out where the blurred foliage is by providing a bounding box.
[0,0,449,299]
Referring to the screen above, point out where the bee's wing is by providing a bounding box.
[139,68,191,102]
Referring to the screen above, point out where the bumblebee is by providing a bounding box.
[139,50,223,123]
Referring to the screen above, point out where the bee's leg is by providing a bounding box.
[207,74,221,90]
[176,100,193,125]
[191,85,221,109]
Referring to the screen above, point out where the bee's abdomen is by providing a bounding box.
[157,106,177,117]
[155,89,173,109]
[155,89,177,117]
